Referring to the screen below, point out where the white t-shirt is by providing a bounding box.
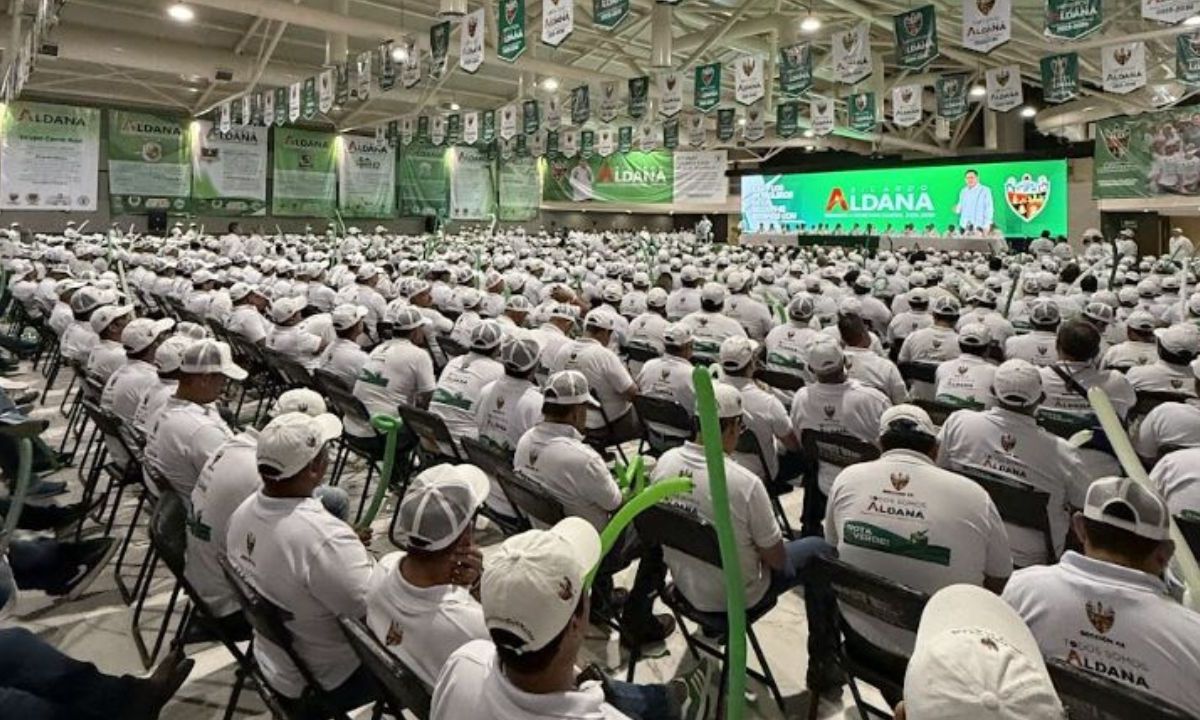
[825,449,1011,655]
[101,359,160,425]
[317,338,369,388]
[226,305,272,345]
[1005,330,1060,367]
[133,379,177,437]
[226,491,376,699]
[764,323,820,376]
[549,338,636,429]
[679,310,748,358]
[665,287,701,321]
[514,422,622,532]
[1127,361,1198,398]
[726,375,791,481]
[636,355,696,438]
[430,353,505,442]
[1150,448,1200,518]
[726,294,774,341]
[934,353,997,409]
[144,397,232,497]
[86,339,128,386]
[790,380,891,493]
[366,553,489,687]
[845,347,907,404]
[353,338,436,434]
[266,324,323,369]
[432,640,630,720]
[625,312,669,353]
[187,431,260,617]
[1003,552,1200,716]
[651,442,781,612]
[1134,401,1200,460]
[1102,340,1157,370]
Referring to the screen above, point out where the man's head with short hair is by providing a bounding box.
[838,312,871,350]
[1056,319,1101,363]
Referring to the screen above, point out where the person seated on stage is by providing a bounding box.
[1003,477,1200,716]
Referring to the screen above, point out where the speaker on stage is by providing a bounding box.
[148,210,168,234]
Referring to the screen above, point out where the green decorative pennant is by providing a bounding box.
[894,5,938,71]
[430,21,451,78]
[617,125,632,152]
[523,99,540,134]
[663,119,679,148]
[581,129,595,157]
[417,114,430,140]
[301,77,318,119]
[335,63,350,106]
[776,101,799,138]
[717,107,736,141]
[848,91,876,132]
[274,87,288,126]
[498,0,527,62]
[448,113,462,144]
[1045,0,1101,40]
[935,74,969,120]
[482,110,496,142]
[628,76,649,118]
[593,0,629,29]
[694,63,721,112]
[1040,52,1079,103]
[779,42,813,97]
[571,85,590,125]
[547,130,559,156]
[1178,32,1200,86]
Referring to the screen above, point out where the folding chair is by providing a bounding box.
[338,616,433,720]
[218,556,353,720]
[735,429,796,539]
[754,367,806,393]
[1130,391,1190,423]
[622,343,661,365]
[1176,514,1200,560]
[437,335,467,359]
[800,430,880,535]
[460,436,532,536]
[909,398,962,427]
[632,503,788,717]
[897,361,938,387]
[958,468,1056,568]
[631,394,692,457]
[807,556,928,720]
[1047,657,1194,720]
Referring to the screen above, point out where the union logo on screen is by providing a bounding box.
[1004,173,1051,222]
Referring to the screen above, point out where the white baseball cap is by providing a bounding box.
[482,517,601,654]
[228,282,257,301]
[880,404,938,438]
[958,322,991,348]
[175,321,209,340]
[904,584,1065,720]
[720,336,759,372]
[256,411,343,481]
[647,287,669,309]
[806,337,845,375]
[1029,300,1060,327]
[121,317,175,353]
[90,304,134,334]
[1154,323,1200,357]
[331,303,368,331]
[549,303,577,321]
[470,319,504,350]
[274,388,329,416]
[1124,310,1157,332]
[1083,477,1171,541]
[1082,302,1114,326]
[908,288,930,307]
[992,359,1042,407]
[543,370,599,407]
[788,294,816,321]
[932,295,961,318]
[179,339,248,380]
[394,464,491,551]
[389,307,430,332]
[583,310,617,332]
[154,335,194,373]
[500,336,542,372]
[663,322,693,348]
[700,282,727,305]
[269,296,307,323]
[712,381,743,419]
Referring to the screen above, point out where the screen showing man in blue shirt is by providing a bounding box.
[955,168,994,232]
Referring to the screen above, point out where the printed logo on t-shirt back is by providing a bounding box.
[386,621,404,646]
[1087,600,1116,634]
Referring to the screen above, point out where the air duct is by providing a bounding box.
[651,3,672,68]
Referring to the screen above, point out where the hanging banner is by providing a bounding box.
[499,154,539,220]
[811,97,835,136]
[963,0,1011,52]
[418,115,430,140]
[545,95,562,130]
[302,77,318,119]
[398,140,450,217]
[833,22,872,83]
[379,41,397,90]
[463,112,480,144]
[717,107,736,141]
[107,110,191,215]
[430,21,451,79]
[355,51,372,101]
[935,74,968,120]
[386,121,400,147]
[318,69,335,113]
[1045,0,1101,40]
[431,115,447,146]
[687,113,706,147]
[483,110,496,142]
[638,123,659,151]
[254,91,268,126]
[663,119,679,149]
[263,90,276,126]
[1103,42,1146,94]
[1179,31,1200,84]
[499,136,515,160]
[894,5,939,70]
[191,120,268,216]
[744,104,765,142]
[615,125,632,152]
[336,62,351,106]
[561,127,579,157]
[543,0,574,46]
[547,130,559,156]
[498,0,527,61]
[401,117,416,145]
[779,42,814,97]
[596,126,615,156]
[848,92,876,132]
[985,65,1023,111]
[776,101,799,138]
[529,129,546,156]
[523,99,540,134]
[571,84,590,125]
[338,136,396,218]
[401,37,422,88]
[274,87,288,126]
[694,63,722,112]
[629,76,650,118]
[271,127,336,216]
[0,102,99,212]
[660,71,684,117]
[581,129,595,156]
[892,84,922,127]
[288,82,302,122]
[515,132,527,158]
[1144,0,1199,23]
[598,81,620,122]
[448,145,496,219]
[447,114,462,144]
[230,100,244,128]
[734,55,765,105]
[458,9,486,73]
[1040,52,1079,103]
[240,96,253,126]
[595,0,629,28]
[1094,107,1200,198]
[500,103,518,139]
[219,102,232,133]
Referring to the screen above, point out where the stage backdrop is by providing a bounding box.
[1094,108,1200,199]
[740,159,1068,238]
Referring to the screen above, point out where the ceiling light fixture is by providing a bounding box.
[969,83,986,98]
[803,128,815,138]
[541,77,559,92]
[1186,13,1200,24]
[391,45,409,62]
[800,14,821,32]
[1020,106,1037,118]
[449,101,461,111]
[167,2,195,22]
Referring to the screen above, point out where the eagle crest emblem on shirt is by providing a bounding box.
[1037,346,1047,355]
[957,365,969,375]
[1171,378,1184,389]
[823,404,836,419]
[661,368,671,380]
[496,396,506,410]
[889,472,910,491]
[932,340,942,349]
[246,532,256,555]
[979,636,999,652]
[1086,600,1115,634]
[1000,433,1017,452]
[386,621,404,646]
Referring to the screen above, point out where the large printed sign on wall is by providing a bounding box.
[272,127,337,216]
[541,149,727,205]
[397,140,450,218]
[741,159,1068,237]
[191,120,269,216]
[1094,108,1200,199]
[107,110,191,215]
[0,101,100,212]
[338,135,396,218]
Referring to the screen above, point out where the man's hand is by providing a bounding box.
[450,545,484,589]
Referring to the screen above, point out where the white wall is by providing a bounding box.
[1067,157,1101,240]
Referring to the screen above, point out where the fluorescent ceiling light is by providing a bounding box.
[969,84,986,97]
[1020,106,1037,118]
[541,77,559,92]
[167,3,194,22]
[800,15,821,32]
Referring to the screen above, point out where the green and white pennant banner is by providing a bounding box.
[379,41,397,90]
[460,9,486,73]
[500,102,518,139]
[1102,42,1146,94]
[779,42,813,97]
[1040,52,1079,102]
[593,0,629,29]
[400,37,422,88]
[302,77,318,119]
[529,128,546,156]
[734,55,765,105]
[561,127,579,156]
[401,117,415,144]
[288,81,302,122]
[599,81,620,122]
[663,118,679,148]
[628,76,649,118]
[596,126,615,156]
[1178,30,1200,85]
[318,69,335,113]
[545,94,562,131]
[743,102,765,142]
[810,96,835,136]
[431,115,446,145]
[833,22,872,83]
[274,87,288,126]
[523,99,540,134]
[848,91,876,132]
[687,113,706,147]
[1144,0,1199,23]
[336,62,351,105]
[430,21,451,79]
[717,107,736,141]
[447,113,462,143]
[935,74,968,119]
[542,0,574,47]
[638,122,659,150]
[580,129,594,156]
[617,125,633,152]
[894,5,939,70]
[498,0,527,62]
[659,71,683,117]
[463,111,480,144]
[219,101,231,133]
[776,101,799,138]
[241,95,253,125]
[417,115,429,140]
[571,84,590,125]
[694,62,722,112]
[1045,0,1101,40]
[985,65,1023,111]
[263,89,276,126]
[354,51,372,101]
[482,110,496,142]
[546,130,559,155]
[962,0,1011,52]
[892,84,922,127]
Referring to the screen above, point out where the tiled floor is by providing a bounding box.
[4,360,884,719]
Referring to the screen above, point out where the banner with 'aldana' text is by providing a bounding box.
[0,101,100,212]
[107,110,192,215]
[191,120,268,216]
[272,127,337,216]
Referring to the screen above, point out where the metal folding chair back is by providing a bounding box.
[1047,657,1194,720]
[338,616,433,720]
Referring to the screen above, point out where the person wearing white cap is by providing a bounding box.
[957,289,1015,349]
[431,518,713,720]
[353,306,435,437]
[665,265,702,321]
[182,269,218,319]
[430,320,506,444]
[1003,477,1200,715]
[1149,445,1200,517]
[527,302,576,371]
[894,584,1066,720]
[224,282,272,346]
[366,464,490,686]
[47,278,83,336]
[636,323,697,442]
[839,313,908,405]
[1005,300,1061,367]
[61,286,110,363]
[938,359,1086,566]
[886,288,934,354]
[514,370,673,647]
[898,296,962,400]
[720,336,801,485]
[101,317,175,422]
[337,263,387,342]
[625,287,670,364]
[678,282,748,360]
[1132,363,1200,462]
[84,304,135,385]
[934,322,998,410]
[187,390,346,638]
[650,381,843,692]
[825,405,1011,661]
[226,410,376,713]
[763,294,821,396]
[1126,323,1200,398]
[265,296,328,371]
[1100,309,1158,370]
[475,336,545,521]
[131,334,194,437]
[144,340,244,497]
[548,310,641,447]
[317,304,370,387]
[724,271,773,341]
